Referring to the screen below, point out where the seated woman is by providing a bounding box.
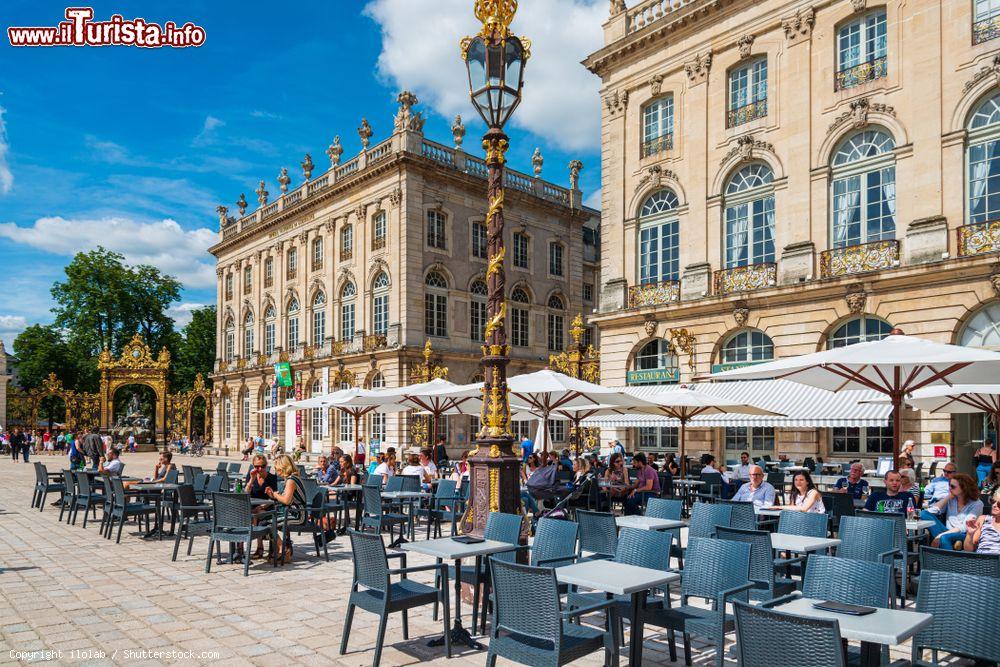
[331,455,357,486]
[963,490,1000,554]
[573,457,591,483]
[373,452,397,485]
[773,471,825,513]
[401,453,428,482]
[449,450,470,482]
[244,454,278,558]
[263,454,308,564]
[604,452,631,500]
[519,453,541,515]
[897,468,917,495]
[124,451,175,490]
[921,472,983,550]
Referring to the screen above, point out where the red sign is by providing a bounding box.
[933,445,948,458]
[294,374,303,437]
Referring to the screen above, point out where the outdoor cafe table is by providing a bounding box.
[771,596,932,667]
[615,515,686,531]
[401,537,520,650]
[555,559,680,666]
[382,491,431,543]
[130,482,181,539]
[320,484,364,532]
[907,519,935,533]
[769,533,841,553]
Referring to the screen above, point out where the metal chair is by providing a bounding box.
[172,483,212,561]
[487,558,616,667]
[109,477,156,544]
[642,537,753,666]
[576,510,617,560]
[716,499,756,531]
[855,509,917,607]
[530,517,579,567]
[919,544,1000,578]
[360,486,407,545]
[734,600,846,667]
[205,492,274,576]
[646,497,684,565]
[58,469,77,523]
[32,463,64,512]
[776,510,828,537]
[340,530,451,666]
[72,470,103,528]
[418,479,458,539]
[716,526,797,603]
[911,570,1000,665]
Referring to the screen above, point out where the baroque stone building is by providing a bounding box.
[208,93,600,454]
[585,0,1000,471]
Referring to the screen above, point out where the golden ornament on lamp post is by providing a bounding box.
[458,0,529,537]
[408,340,448,448]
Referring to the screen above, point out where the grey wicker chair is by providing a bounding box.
[576,510,618,560]
[226,462,241,474]
[109,476,156,544]
[642,537,753,666]
[340,529,450,666]
[764,554,893,609]
[734,600,846,667]
[822,491,856,534]
[836,516,898,566]
[531,517,579,567]
[285,487,331,561]
[98,474,116,538]
[59,469,77,523]
[417,479,458,539]
[911,570,1000,665]
[716,499,756,531]
[172,483,212,561]
[646,497,684,565]
[204,472,228,496]
[669,502,733,569]
[855,509,917,607]
[486,558,617,667]
[919,544,1000,578]
[205,492,274,576]
[214,461,227,473]
[71,470,103,528]
[32,463,65,511]
[360,486,407,544]
[776,510,828,537]
[716,526,798,602]
[766,471,787,504]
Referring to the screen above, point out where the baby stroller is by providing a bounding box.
[527,468,598,532]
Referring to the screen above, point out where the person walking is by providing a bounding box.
[10,428,26,463]
[81,427,104,468]
[975,440,997,486]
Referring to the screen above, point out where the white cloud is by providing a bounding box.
[193,115,225,146]
[0,315,27,333]
[364,0,605,153]
[0,105,13,194]
[168,302,211,328]
[584,189,602,210]
[0,216,217,289]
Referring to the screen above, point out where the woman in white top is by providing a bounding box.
[921,472,983,550]
[400,453,427,481]
[776,471,825,514]
[373,453,397,484]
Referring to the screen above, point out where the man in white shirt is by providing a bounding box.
[98,448,124,477]
[731,465,776,508]
[732,451,753,482]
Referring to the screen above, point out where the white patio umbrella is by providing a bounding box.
[882,384,1000,436]
[704,330,1000,464]
[382,378,477,445]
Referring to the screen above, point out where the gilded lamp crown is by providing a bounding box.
[474,0,518,38]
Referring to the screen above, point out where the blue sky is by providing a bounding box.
[0,0,605,348]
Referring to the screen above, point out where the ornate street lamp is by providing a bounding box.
[459,0,530,536]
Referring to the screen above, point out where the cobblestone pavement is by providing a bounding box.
[1,452,918,666]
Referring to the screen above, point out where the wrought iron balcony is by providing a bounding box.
[628,280,679,308]
[727,99,767,129]
[713,263,777,295]
[835,56,887,91]
[372,235,386,251]
[286,268,297,280]
[311,259,323,271]
[264,275,273,288]
[974,16,1000,45]
[640,133,673,159]
[363,333,388,352]
[340,248,353,262]
[958,220,1000,257]
[820,239,899,277]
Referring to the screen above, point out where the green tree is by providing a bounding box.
[11,324,74,389]
[173,306,216,391]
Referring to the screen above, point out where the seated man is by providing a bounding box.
[700,454,734,497]
[923,463,956,505]
[624,452,660,515]
[98,447,124,477]
[731,465,776,508]
[731,451,753,483]
[312,455,336,485]
[864,470,917,514]
[834,462,870,499]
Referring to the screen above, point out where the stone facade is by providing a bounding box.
[585,0,1000,471]
[208,93,600,455]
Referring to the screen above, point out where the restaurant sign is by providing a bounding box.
[626,368,680,385]
[710,360,768,374]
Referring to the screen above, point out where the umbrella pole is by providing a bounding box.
[353,412,360,458]
[572,416,581,456]
[892,392,902,469]
[543,410,550,455]
[679,419,687,479]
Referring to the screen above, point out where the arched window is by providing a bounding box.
[340,225,353,260]
[968,92,1000,226]
[224,318,235,361]
[425,271,449,337]
[642,95,674,158]
[312,292,326,346]
[510,287,530,347]
[638,189,680,285]
[372,272,390,335]
[831,129,896,248]
[724,163,775,268]
[547,295,565,352]
[960,301,1000,349]
[287,298,300,349]
[720,329,774,365]
[340,282,356,341]
[470,279,488,342]
[827,315,893,349]
[263,306,276,355]
[243,311,255,357]
[630,338,680,384]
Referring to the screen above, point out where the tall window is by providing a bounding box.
[243,265,252,293]
[224,319,235,361]
[372,272,389,335]
[372,210,387,249]
[836,10,887,91]
[642,95,674,157]
[827,315,893,349]
[470,280,488,342]
[224,273,233,300]
[724,164,775,267]
[312,237,324,269]
[638,189,680,284]
[975,0,1000,44]
[287,248,297,278]
[223,395,232,440]
[472,221,488,259]
[548,242,564,276]
[721,329,774,366]
[548,420,566,443]
[968,92,1000,225]
[312,292,326,346]
[425,271,449,337]
[287,298,300,349]
[340,282,356,341]
[831,130,896,248]
[264,257,274,287]
[728,58,767,127]
[264,306,276,355]
[547,295,564,352]
[311,380,324,447]
[725,427,775,453]
[368,372,386,443]
[638,427,678,450]
[243,312,255,356]
[427,210,447,249]
[511,287,530,347]
[340,225,353,261]
[262,386,273,439]
[513,232,529,269]
[242,391,250,439]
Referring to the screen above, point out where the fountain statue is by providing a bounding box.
[112,392,153,444]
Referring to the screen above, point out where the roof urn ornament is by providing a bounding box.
[277,168,291,194]
[568,160,584,190]
[452,115,466,148]
[394,91,425,132]
[256,180,269,207]
[300,153,314,181]
[326,136,343,166]
[216,205,229,229]
[358,118,373,150]
[532,148,544,178]
[236,193,248,216]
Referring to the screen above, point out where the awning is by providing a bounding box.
[581,380,890,429]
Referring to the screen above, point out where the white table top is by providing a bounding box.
[555,560,679,596]
[770,533,841,553]
[673,479,704,486]
[320,484,363,492]
[906,519,935,532]
[381,491,431,499]
[616,516,686,531]
[782,466,810,473]
[755,508,782,517]
[401,537,518,560]
[773,597,932,645]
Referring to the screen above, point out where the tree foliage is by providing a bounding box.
[173,306,217,392]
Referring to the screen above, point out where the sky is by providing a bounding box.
[0,0,606,350]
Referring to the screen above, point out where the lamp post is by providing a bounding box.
[459,0,530,535]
